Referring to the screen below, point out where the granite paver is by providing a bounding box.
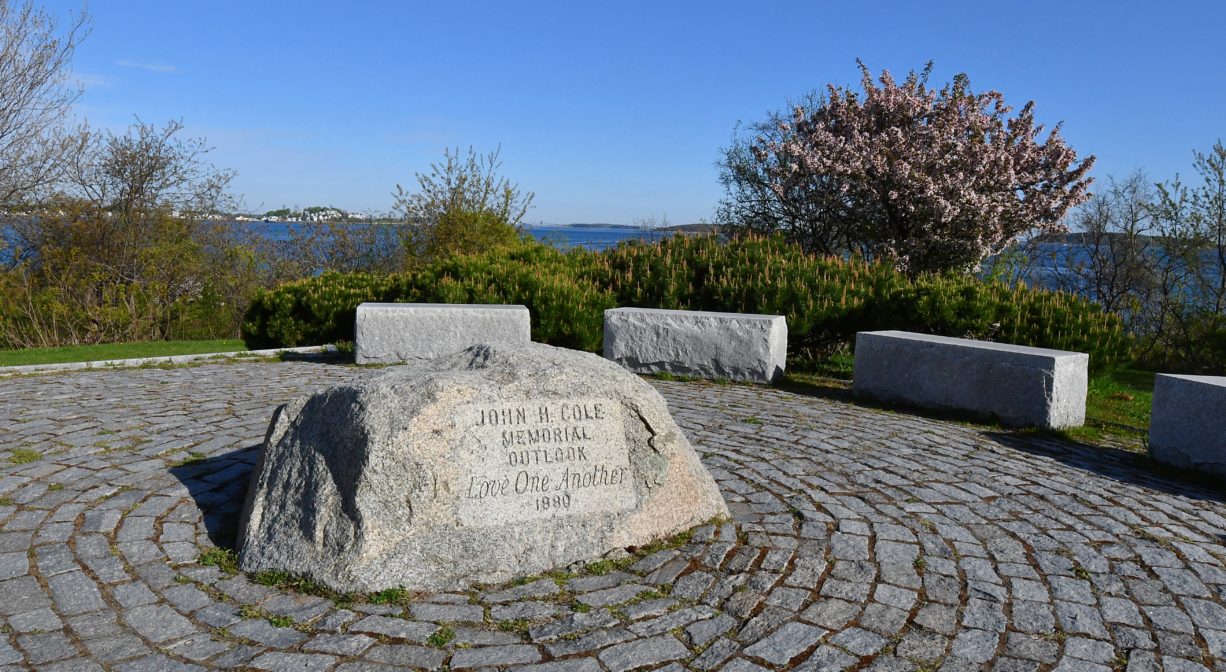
[1,361,1224,670]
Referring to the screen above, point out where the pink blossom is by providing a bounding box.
[739,61,1094,274]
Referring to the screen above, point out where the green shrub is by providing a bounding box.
[396,241,616,351]
[593,235,1129,369]
[590,235,900,359]
[241,271,396,349]
[878,275,1131,369]
[1135,311,1226,375]
[241,239,615,351]
[423,209,522,262]
[242,234,1131,371]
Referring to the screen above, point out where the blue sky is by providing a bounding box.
[46,0,1226,224]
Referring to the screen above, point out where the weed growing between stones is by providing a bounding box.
[631,588,668,602]
[239,604,296,629]
[7,448,41,464]
[96,443,138,456]
[496,619,531,635]
[369,586,415,606]
[0,354,282,379]
[578,554,638,577]
[169,451,207,467]
[1039,629,1068,643]
[197,547,238,575]
[189,514,728,629]
[550,569,580,587]
[506,574,539,588]
[625,524,701,557]
[427,626,456,647]
[237,604,260,619]
[251,568,374,606]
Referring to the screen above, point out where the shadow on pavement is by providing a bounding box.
[276,351,354,365]
[985,430,1226,505]
[775,376,855,402]
[169,445,262,550]
[775,376,1224,506]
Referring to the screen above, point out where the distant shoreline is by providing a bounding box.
[537,222,717,233]
[231,219,717,232]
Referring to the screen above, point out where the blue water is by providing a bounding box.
[6,220,1217,302]
[230,222,661,251]
[1008,242,1222,296]
[525,225,669,250]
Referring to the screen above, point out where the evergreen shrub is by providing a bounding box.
[241,235,1131,370]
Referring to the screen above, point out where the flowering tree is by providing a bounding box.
[718,62,1095,275]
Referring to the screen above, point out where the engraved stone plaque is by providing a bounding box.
[455,399,635,526]
[238,343,729,592]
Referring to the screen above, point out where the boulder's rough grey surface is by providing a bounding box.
[237,342,729,592]
[354,303,530,364]
[853,330,1087,429]
[1148,373,1226,476]
[603,308,787,383]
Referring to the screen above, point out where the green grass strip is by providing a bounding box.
[0,339,247,367]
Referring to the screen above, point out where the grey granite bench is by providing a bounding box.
[354,303,531,364]
[852,330,1088,429]
[1148,374,1226,477]
[603,307,787,383]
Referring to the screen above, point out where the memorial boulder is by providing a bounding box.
[237,342,729,593]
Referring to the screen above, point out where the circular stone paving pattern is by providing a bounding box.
[0,361,1224,672]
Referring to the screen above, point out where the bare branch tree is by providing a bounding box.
[0,0,89,207]
[63,118,235,221]
[1046,172,1158,318]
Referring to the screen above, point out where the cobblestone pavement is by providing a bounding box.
[1,361,1224,672]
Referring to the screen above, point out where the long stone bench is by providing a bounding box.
[354,303,531,364]
[1148,374,1226,477]
[852,330,1088,429]
[603,307,787,383]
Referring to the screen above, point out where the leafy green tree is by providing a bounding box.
[392,146,534,263]
[0,120,257,347]
[425,209,521,260]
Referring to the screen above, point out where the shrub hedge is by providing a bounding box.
[242,235,1131,370]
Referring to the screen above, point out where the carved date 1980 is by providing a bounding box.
[456,399,634,525]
